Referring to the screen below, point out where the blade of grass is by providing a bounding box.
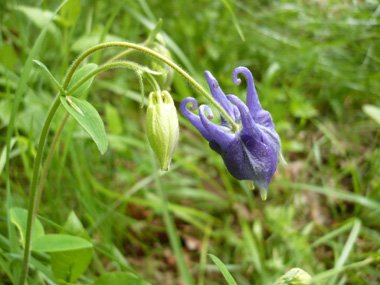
[311,219,355,247]
[220,0,245,41]
[209,254,238,285]
[277,182,380,212]
[312,257,377,283]
[327,219,362,285]
[32,60,65,94]
[148,139,195,285]
[198,222,213,285]
[241,220,263,274]
[138,0,156,22]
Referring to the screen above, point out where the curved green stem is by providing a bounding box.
[19,94,61,285]
[67,61,161,96]
[64,42,239,132]
[106,39,149,63]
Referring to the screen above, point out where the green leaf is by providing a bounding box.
[147,19,163,42]
[50,212,92,282]
[32,234,92,252]
[0,138,17,176]
[94,272,150,285]
[67,63,98,96]
[33,60,65,93]
[363,104,380,125]
[10,207,45,247]
[63,211,91,241]
[14,6,60,36]
[51,248,92,282]
[60,96,108,154]
[209,254,238,285]
[59,0,81,26]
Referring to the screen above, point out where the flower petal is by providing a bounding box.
[226,93,241,123]
[199,105,235,149]
[226,95,260,136]
[257,124,286,165]
[232,67,262,116]
[205,71,236,121]
[223,134,277,195]
[180,97,213,141]
[255,110,275,128]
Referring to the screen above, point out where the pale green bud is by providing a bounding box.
[146,91,179,171]
[273,268,312,285]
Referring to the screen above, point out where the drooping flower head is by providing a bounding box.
[180,67,285,199]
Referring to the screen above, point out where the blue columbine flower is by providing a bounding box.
[180,67,285,200]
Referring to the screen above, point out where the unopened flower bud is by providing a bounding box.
[146,91,179,171]
[274,268,312,285]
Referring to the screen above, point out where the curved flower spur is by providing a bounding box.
[180,67,286,200]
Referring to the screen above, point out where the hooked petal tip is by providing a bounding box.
[199,104,214,119]
[180,97,198,112]
[232,67,252,86]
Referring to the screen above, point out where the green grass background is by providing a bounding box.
[0,0,379,284]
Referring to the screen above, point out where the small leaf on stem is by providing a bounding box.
[60,96,108,154]
[67,63,98,96]
[33,59,65,94]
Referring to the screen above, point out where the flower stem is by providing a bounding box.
[64,42,239,132]
[19,94,61,285]
[66,61,161,96]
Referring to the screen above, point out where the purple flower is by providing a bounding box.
[180,67,285,199]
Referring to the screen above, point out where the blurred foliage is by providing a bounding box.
[0,0,379,284]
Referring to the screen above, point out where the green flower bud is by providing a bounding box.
[146,91,179,171]
[273,268,312,285]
